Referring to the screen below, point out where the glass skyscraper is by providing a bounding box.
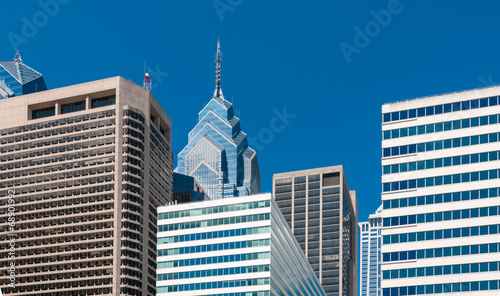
[175,40,260,199]
[359,205,382,296]
[0,51,47,99]
[273,166,358,296]
[381,86,500,295]
[156,193,326,296]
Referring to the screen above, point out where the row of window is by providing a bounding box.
[157,277,270,293]
[159,200,270,220]
[383,260,500,279]
[382,168,500,192]
[1,128,115,153]
[124,109,145,124]
[382,95,499,123]
[382,280,500,295]
[0,109,115,136]
[0,118,115,145]
[383,242,500,263]
[383,205,500,227]
[158,239,270,256]
[158,213,270,232]
[158,226,270,244]
[383,114,500,139]
[383,150,500,175]
[158,264,269,281]
[383,187,500,209]
[383,224,500,245]
[157,251,270,269]
[382,131,500,158]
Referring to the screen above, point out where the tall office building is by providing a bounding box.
[359,205,382,296]
[156,193,326,296]
[0,51,47,99]
[273,166,358,296]
[175,40,260,199]
[0,77,172,295]
[381,87,500,295]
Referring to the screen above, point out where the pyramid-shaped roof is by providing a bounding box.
[0,51,44,85]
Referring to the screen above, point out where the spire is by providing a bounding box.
[214,38,222,98]
[13,51,22,63]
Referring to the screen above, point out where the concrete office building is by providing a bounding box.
[175,40,260,199]
[156,193,326,296]
[0,77,172,295]
[381,87,500,295]
[359,205,382,296]
[273,166,358,296]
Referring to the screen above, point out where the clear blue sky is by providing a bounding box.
[2,0,499,225]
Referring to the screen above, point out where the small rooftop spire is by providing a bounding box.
[14,51,22,63]
[214,38,222,98]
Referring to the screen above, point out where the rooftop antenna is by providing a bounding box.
[144,71,152,91]
[213,38,223,98]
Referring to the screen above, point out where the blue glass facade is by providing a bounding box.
[0,51,47,99]
[359,206,382,296]
[175,41,260,199]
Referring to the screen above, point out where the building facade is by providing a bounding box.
[359,205,382,296]
[381,87,500,295]
[0,77,173,295]
[272,166,358,296]
[175,40,260,199]
[173,172,206,204]
[0,52,47,99]
[156,193,326,296]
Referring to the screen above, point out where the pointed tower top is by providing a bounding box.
[214,38,223,98]
[13,51,22,63]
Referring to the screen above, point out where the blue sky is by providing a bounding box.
[2,0,500,225]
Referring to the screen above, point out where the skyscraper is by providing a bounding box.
[359,205,382,296]
[381,87,500,295]
[156,193,326,296]
[0,52,47,99]
[175,40,260,199]
[0,77,172,295]
[273,166,358,296]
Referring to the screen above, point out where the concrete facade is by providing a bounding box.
[0,77,172,295]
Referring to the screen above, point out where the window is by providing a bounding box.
[61,101,85,114]
[32,106,55,119]
[92,96,116,108]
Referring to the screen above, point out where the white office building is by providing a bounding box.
[156,193,326,296]
[359,205,382,296]
[381,86,500,295]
